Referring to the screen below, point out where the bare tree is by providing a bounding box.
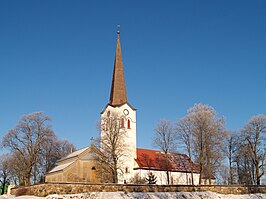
[129,173,146,184]
[56,139,76,158]
[98,112,129,183]
[153,119,176,184]
[36,138,76,183]
[216,165,230,185]
[224,132,238,184]
[1,112,55,186]
[241,114,266,185]
[0,154,11,194]
[228,131,257,185]
[6,151,27,186]
[176,117,195,185]
[234,141,254,184]
[40,138,76,173]
[176,104,226,185]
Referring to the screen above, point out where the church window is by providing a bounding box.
[91,166,96,170]
[103,120,108,131]
[125,167,129,173]
[127,119,131,129]
[121,118,124,128]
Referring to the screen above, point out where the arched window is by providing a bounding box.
[121,118,124,128]
[125,167,129,173]
[91,166,96,170]
[127,119,131,129]
[103,120,107,131]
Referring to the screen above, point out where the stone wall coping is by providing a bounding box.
[11,183,266,197]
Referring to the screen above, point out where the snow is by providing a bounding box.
[60,147,89,161]
[47,161,74,173]
[1,192,266,199]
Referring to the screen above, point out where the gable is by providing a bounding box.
[81,150,99,161]
[47,145,102,174]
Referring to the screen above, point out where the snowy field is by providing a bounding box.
[1,192,266,199]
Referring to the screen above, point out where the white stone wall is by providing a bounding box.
[136,169,200,185]
[101,103,137,183]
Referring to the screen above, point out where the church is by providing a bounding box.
[45,28,202,185]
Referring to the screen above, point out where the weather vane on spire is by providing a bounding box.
[117,24,120,34]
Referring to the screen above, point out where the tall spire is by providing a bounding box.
[109,25,127,106]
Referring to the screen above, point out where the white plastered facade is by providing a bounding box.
[101,103,137,183]
[135,169,200,185]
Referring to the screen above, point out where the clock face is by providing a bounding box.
[123,109,129,116]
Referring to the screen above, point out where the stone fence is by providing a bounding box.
[11,183,266,197]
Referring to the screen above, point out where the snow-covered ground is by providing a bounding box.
[1,192,266,199]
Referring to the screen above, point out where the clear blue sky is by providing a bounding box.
[0,1,265,151]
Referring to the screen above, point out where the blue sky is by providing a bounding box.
[0,1,265,151]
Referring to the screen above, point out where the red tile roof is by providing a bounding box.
[135,148,199,173]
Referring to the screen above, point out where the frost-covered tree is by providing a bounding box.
[176,104,226,184]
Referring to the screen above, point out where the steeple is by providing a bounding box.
[101,26,137,183]
[109,26,127,106]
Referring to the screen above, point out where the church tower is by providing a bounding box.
[101,27,137,183]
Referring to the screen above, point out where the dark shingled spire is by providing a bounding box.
[109,26,127,106]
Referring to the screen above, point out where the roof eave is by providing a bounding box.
[101,102,136,114]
